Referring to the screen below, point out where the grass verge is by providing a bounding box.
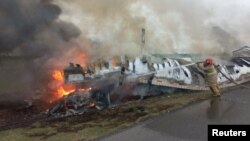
[0,92,211,141]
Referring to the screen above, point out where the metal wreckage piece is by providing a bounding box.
[47,89,110,117]
[48,63,114,117]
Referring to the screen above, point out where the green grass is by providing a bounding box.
[0,92,212,141]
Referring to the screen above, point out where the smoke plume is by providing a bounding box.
[0,0,83,101]
[55,0,250,57]
[1,0,250,102]
[0,0,81,56]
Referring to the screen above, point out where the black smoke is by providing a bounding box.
[0,0,80,56]
[0,0,82,103]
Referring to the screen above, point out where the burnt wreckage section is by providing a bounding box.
[232,46,250,67]
[48,89,110,117]
[48,63,114,117]
[48,46,250,117]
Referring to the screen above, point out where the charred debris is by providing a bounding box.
[47,45,250,118]
[47,28,250,118]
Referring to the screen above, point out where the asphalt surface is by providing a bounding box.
[101,84,250,141]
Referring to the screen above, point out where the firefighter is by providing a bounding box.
[197,58,221,97]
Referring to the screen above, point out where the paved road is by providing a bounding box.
[101,84,250,141]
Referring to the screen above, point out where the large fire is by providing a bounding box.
[46,49,88,103]
[51,69,76,100]
[52,70,64,81]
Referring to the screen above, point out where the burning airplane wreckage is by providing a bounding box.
[47,29,250,117]
[47,45,250,118]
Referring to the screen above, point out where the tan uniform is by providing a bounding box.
[197,63,221,96]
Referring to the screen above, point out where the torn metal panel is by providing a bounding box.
[47,89,109,117]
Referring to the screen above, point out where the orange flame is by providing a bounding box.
[51,69,76,100]
[52,70,64,81]
[48,49,88,103]
[56,86,76,98]
[112,56,119,67]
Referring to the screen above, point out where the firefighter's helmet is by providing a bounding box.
[205,58,213,65]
